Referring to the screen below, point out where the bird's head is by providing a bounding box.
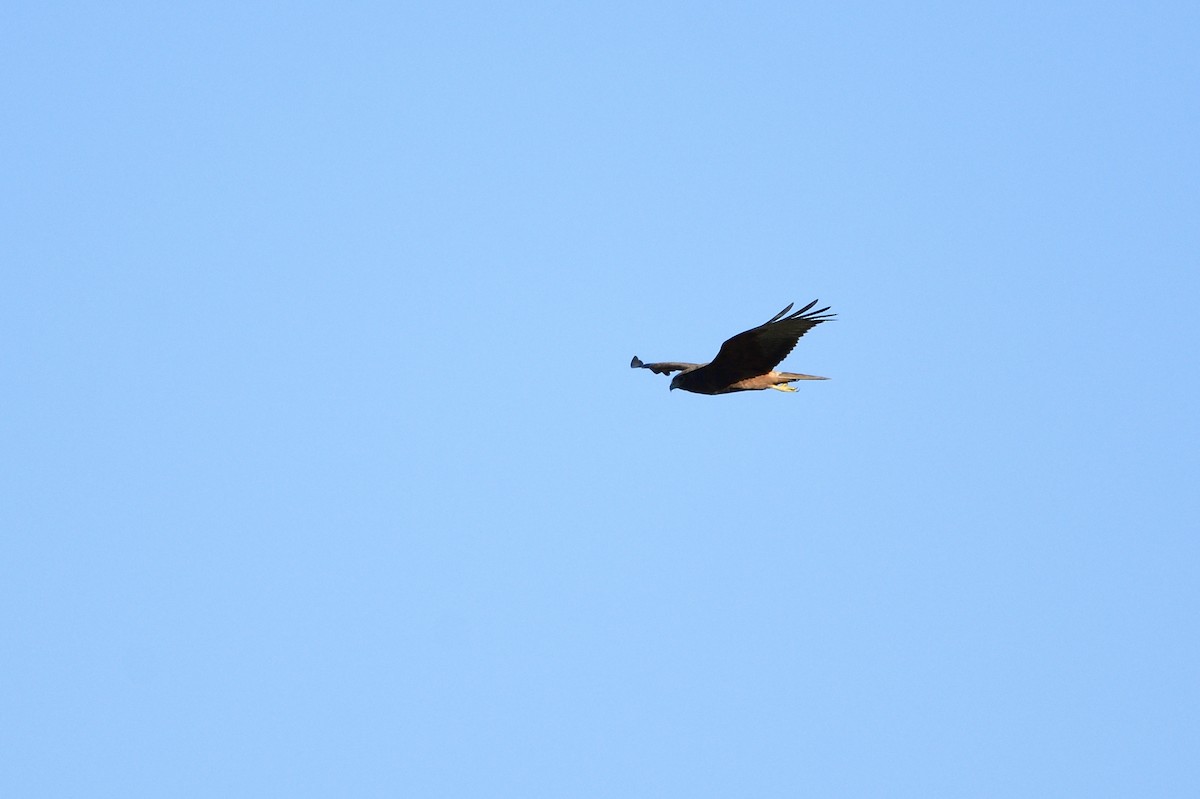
[669,374,681,391]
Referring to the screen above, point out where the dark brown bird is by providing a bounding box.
[631,300,835,395]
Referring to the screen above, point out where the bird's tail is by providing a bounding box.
[779,372,828,382]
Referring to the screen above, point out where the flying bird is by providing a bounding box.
[631,300,835,395]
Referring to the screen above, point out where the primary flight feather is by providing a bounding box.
[631,300,836,395]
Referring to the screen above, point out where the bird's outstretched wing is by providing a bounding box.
[630,356,701,376]
[704,300,836,384]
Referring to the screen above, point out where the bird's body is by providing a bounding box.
[631,300,835,395]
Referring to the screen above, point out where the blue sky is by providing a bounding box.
[4,2,1198,796]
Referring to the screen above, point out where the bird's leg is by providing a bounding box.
[769,384,797,392]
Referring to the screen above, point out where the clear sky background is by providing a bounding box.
[4,2,1199,796]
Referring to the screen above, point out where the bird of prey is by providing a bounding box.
[631,300,835,395]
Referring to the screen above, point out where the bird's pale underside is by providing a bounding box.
[631,300,835,395]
